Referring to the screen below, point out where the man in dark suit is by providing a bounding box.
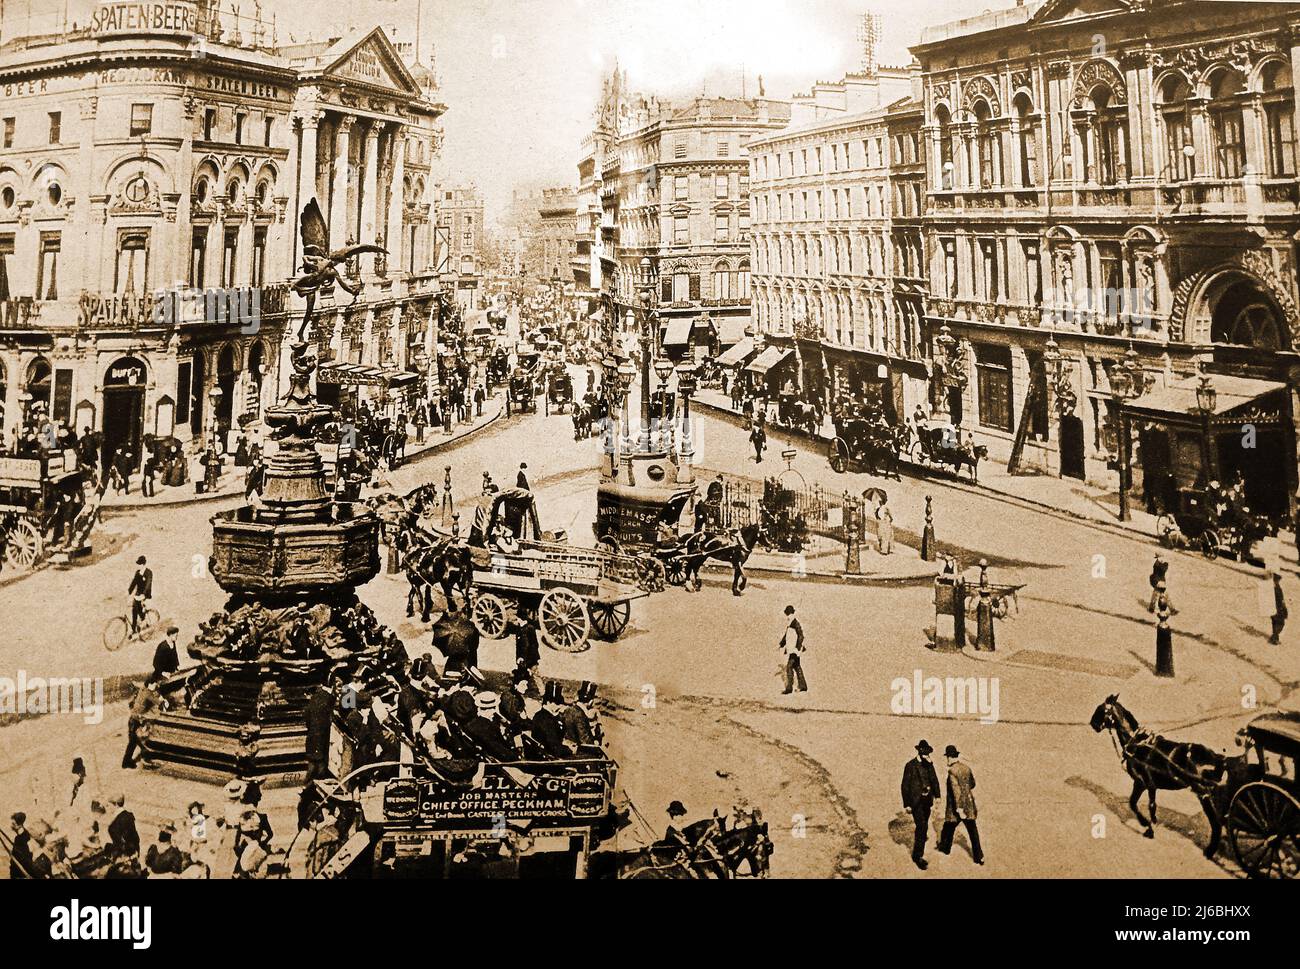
[900,739,941,870]
[528,682,569,758]
[516,462,530,490]
[462,692,517,761]
[304,679,337,782]
[149,626,180,684]
[128,555,153,635]
[107,793,140,864]
[8,812,33,878]
[514,618,543,697]
[937,745,984,865]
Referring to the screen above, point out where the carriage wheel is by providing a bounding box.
[1228,781,1300,879]
[664,556,688,587]
[470,593,511,640]
[829,439,848,474]
[909,441,926,465]
[588,600,630,641]
[538,588,590,652]
[4,519,42,570]
[1200,529,1220,561]
[636,557,666,594]
[1154,514,1175,547]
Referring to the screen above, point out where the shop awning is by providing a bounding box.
[716,337,757,367]
[662,319,693,346]
[588,306,605,323]
[318,362,421,388]
[745,346,795,375]
[1124,374,1288,426]
[716,317,750,347]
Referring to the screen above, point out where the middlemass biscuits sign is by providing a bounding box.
[90,2,198,36]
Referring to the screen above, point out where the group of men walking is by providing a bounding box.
[901,739,983,870]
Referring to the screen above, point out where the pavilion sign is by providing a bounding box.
[89,2,198,37]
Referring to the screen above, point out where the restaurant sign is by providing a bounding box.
[381,766,610,829]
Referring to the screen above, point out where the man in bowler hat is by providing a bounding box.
[936,744,984,865]
[900,740,941,870]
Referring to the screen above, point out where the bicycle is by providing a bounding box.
[102,598,162,652]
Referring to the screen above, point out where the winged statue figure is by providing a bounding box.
[291,198,386,341]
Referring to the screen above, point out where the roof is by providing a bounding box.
[917,1,1042,46]
[1246,711,1300,758]
[1125,374,1287,421]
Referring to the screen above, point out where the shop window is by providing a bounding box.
[191,227,208,288]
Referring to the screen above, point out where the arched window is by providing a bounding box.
[935,105,954,189]
[737,259,750,300]
[1261,62,1296,177]
[1014,93,1038,186]
[1209,68,1248,178]
[1094,85,1129,185]
[974,100,998,188]
[1159,75,1194,181]
[713,260,731,301]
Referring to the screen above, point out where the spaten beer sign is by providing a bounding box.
[90,2,197,36]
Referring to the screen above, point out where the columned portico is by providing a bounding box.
[385,126,407,275]
[360,123,381,275]
[331,116,355,248]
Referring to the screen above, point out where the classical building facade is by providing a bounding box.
[537,187,577,285]
[435,184,484,309]
[914,0,1300,517]
[0,4,446,463]
[579,70,790,358]
[748,68,925,416]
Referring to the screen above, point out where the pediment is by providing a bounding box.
[1031,0,1136,26]
[319,29,419,97]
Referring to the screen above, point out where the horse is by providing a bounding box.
[1089,694,1242,858]
[918,427,988,481]
[681,520,767,596]
[402,536,474,622]
[618,810,773,879]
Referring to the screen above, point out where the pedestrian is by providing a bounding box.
[141,450,158,498]
[517,462,530,490]
[875,494,894,555]
[9,812,33,878]
[128,555,153,635]
[122,680,164,769]
[475,383,486,417]
[514,617,543,697]
[1147,553,1169,612]
[936,745,984,865]
[150,626,180,683]
[750,420,767,464]
[244,458,265,500]
[900,739,941,870]
[778,605,807,694]
[1268,571,1288,645]
[107,793,140,865]
[145,823,186,876]
[1154,581,1174,677]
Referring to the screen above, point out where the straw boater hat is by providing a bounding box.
[224,779,247,801]
[475,692,500,716]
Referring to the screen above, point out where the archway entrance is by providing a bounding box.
[1208,275,1288,352]
[1059,414,1085,479]
[102,356,147,470]
[25,357,51,418]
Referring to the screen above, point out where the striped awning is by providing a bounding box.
[716,317,750,346]
[662,319,693,346]
[318,363,421,388]
[745,346,794,375]
[716,337,756,367]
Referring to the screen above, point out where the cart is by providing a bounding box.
[1225,712,1300,879]
[548,368,575,413]
[0,449,89,571]
[1155,487,1274,561]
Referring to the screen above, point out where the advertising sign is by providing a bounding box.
[381,765,610,829]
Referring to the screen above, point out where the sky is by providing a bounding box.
[13,0,1001,223]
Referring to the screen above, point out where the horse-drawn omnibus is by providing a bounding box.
[0,449,92,570]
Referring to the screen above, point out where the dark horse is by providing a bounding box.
[682,521,767,596]
[619,811,773,879]
[402,535,474,623]
[916,426,989,481]
[1089,694,1247,858]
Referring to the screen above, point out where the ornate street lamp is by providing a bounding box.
[653,356,674,449]
[676,361,697,452]
[1194,365,1217,486]
[616,359,636,452]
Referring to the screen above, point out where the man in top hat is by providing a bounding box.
[128,555,153,636]
[936,745,983,865]
[149,626,181,684]
[463,691,517,761]
[145,822,186,876]
[499,669,533,738]
[528,682,569,758]
[106,793,140,865]
[564,681,602,749]
[900,740,941,870]
[304,677,337,783]
[516,462,531,490]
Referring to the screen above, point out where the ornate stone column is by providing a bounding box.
[330,116,354,250]
[385,125,406,276]
[360,122,380,276]
[296,110,321,215]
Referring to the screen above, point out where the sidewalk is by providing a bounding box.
[695,389,1297,573]
[100,395,505,512]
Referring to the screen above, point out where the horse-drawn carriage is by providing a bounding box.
[1155,486,1274,562]
[507,369,538,415]
[485,346,511,389]
[910,424,988,481]
[828,413,904,478]
[0,449,93,571]
[548,367,575,413]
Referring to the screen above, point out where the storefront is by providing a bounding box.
[317,362,422,418]
[1123,373,1295,521]
[101,356,148,469]
[744,345,797,397]
[823,345,903,424]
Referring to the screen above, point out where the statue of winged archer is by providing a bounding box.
[292,197,386,341]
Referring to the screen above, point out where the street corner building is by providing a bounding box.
[907,0,1300,522]
[0,0,448,469]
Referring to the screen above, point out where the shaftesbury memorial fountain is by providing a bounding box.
[142,223,392,782]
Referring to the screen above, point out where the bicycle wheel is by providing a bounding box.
[140,609,162,638]
[102,616,129,651]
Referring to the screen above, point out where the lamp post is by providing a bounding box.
[1107,343,1151,521]
[208,385,223,447]
[653,356,673,449]
[1195,365,1217,486]
[637,257,656,452]
[676,361,697,452]
[616,359,635,453]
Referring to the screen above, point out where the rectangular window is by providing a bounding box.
[176,361,192,425]
[673,216,689,244]
[234,113,245,145]
[942,238,958,298]
[0,233,12,300]
[976,343,1013,432]
[672,272,689,301]
[53,368,72,424]
[3,117,13,148]
[739,173,749,196]
[715,214,730,242]
[264,116,274,147]
[48,112,61,144]
[37,233,60,300]
[1213,108,1246,179]
[713,268,731,301]
[674,141,686,159]
[1022,240,1041,306]
[115,231,149,293]
[222,228,238,288]
[1266,102,1296,177]
[675,176,688,201]
[715,175,728,198]
[689,273,700,301]
[1098,242,1122,320]
[130,103,154,137]
[738,212,750,238]
[979,239,999,301]
[252,227,267,288]
[190,227,208,288]
[717,140,729,157]
[204,108,216,141]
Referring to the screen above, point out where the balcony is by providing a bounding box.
[1156,177,1277,223]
